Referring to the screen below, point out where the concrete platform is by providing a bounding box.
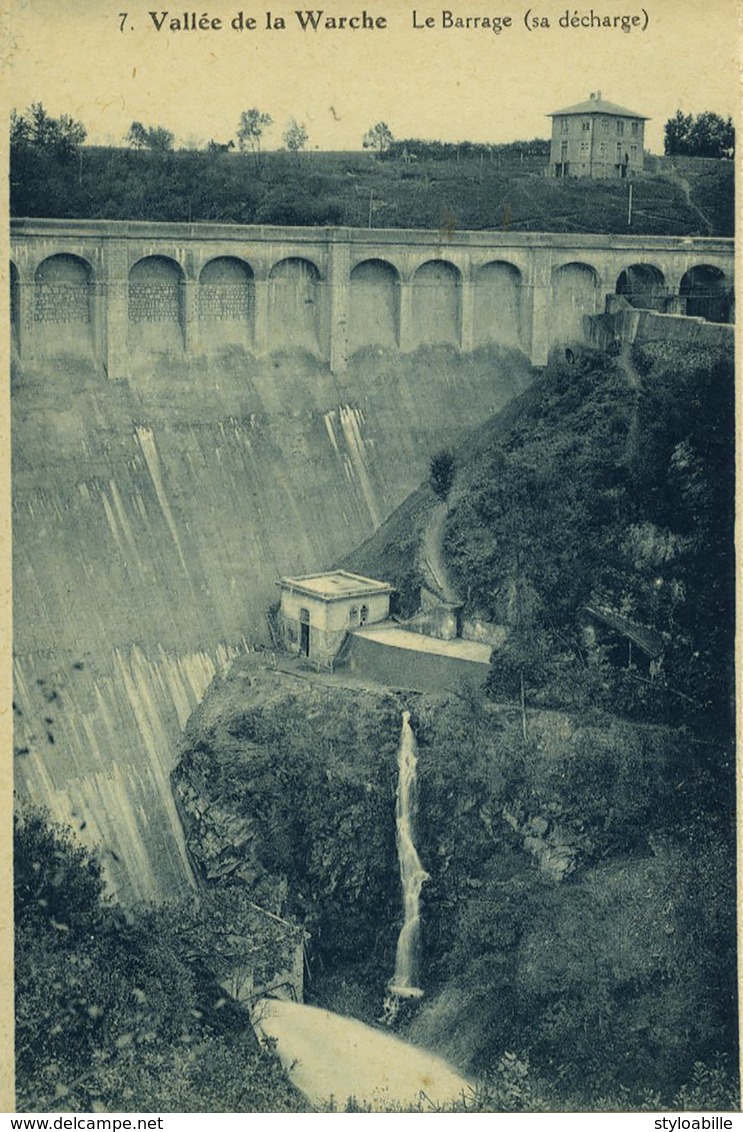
[353,622,492,663]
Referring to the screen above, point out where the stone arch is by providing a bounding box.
[411,260,461,347]
[267,257,322,353]
[680,264,731,322]
[198,256,255,347]
[34,253,94,355]
[616,263,666,310]
[349,259,400,352]
[128,255,185,353]
[10,261,20,352]
[550,263,599,347]
[474,261,523,349]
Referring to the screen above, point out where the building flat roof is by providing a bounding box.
[278,570,394,600]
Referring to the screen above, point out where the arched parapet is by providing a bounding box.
[349,258,400,352]
[267,256,322,353]
[33,253,95,356]
[128,255,186,353]
[198,256,255,347]
[615,263,666,310]
[680,264,733,323]
[551,254,608,291]
[411,259,461,347]
[474,260,524,349]
[550,261,600,346]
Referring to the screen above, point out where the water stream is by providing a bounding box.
[252,998,472,1111]
[388,710,429,1000]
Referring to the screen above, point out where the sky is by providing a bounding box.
[5,0,740,154]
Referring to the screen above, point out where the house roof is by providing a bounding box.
[278,570,393,601]
[548,96,649,120]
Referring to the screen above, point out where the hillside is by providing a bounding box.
[10,145,735,235]
[349,339,735,728]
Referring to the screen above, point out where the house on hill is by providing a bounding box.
[547,92,648,179]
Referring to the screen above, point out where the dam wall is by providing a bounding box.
[12,337,532,901]
[10,219,733,902]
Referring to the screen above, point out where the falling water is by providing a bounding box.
[388,710,429,1002]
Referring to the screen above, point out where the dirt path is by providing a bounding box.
[420,501,460,603]
[667,162,713,235]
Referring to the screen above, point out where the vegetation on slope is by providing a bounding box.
[338,338,737,1106]
[14,808,305,1112]
[10,142,734,235]
[444,342,735,728]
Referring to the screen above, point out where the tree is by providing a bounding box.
[126,121,174,151]
[237,108,273,170]
[430,450,456,501]
[147,125,175,152]
[664,110,734,158]
[283,117,308,157]
[362,121,393,157]
[126,120,149,149]
[11,103,86,159]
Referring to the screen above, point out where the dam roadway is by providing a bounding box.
[9,220,734,901]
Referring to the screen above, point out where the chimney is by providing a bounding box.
[590,92,597,100]
[596,90,602,100]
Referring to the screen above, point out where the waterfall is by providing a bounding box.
[388,710,429,1000]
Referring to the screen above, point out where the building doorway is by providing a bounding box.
[299,608,310,657]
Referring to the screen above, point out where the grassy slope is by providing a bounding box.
[11,147,735,235]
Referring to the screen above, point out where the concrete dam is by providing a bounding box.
[10,219,734,902]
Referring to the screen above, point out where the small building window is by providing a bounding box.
[560,141,568,160]
[630,144,638,159]
[616,142,623,161]
[631,121,640,137]
[580,141,589,154]
[616,119,624,135]
[349,606,359,625]
[602,118,609,133]
[560,118,569,133]
[299,608,310,624]
[360,604,369,624]
[582,120,591,132]
[599,141,607,157]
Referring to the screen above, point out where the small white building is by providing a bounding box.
[277,570,394,664]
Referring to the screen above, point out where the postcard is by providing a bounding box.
[3,0,739,1117]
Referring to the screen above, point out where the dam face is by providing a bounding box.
[10,220,734,902]
[11,330,533,903]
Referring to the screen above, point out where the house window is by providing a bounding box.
[560,141,568,161]
[599,142,607,157]
[602,118,609,133]
[580,141,589,154]
[631,121,640,137]
[582,119,591,132]
[616,120,624,135]
[560,118,569,133]
[349,606,359,625]
[360,604,369,624]
[616,142,623,162]
[299,608,310,624]
[630,144,638,160]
